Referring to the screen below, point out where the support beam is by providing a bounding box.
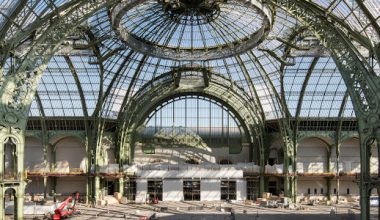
[269,1,380,218]
[335,92,349,203]
[359,134,372,219]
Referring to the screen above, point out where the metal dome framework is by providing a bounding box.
[0,0,379,219]
[111,0,273,60]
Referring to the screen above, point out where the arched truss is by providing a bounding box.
[117,69,264,162]
[0,0,121,129]
[269,0,380,118]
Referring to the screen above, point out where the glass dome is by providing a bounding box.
[111,0,273,60]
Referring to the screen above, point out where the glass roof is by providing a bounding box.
[117,0,269,50]
[313,0,380,43]
[0,0,378,124]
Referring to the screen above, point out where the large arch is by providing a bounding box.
[133,95,250,164]
[53,136,86,174]
[296,137,330,202]
[117,70,263,163]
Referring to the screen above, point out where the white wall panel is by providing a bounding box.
[297,177,327,196]
[136,179,148,203]
[236,179,246,201]
[201,179,220,201]
[163,179,183,201]
[297,138,328,173]
[55,137,86,170]
[25,138,45,171]
[56,176,86,195]
[136,169,243,179]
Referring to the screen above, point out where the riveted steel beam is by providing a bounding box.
[270,0,379,218]
[235,55,265,122]
[0,0,121,130]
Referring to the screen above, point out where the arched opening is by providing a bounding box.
[340,138,361,174]
[123,89,259,202]
[134,95,249,164]
[265,139,285,196]
[4,188,17,218]
[25,137,47,173]
[24,137,48,199]
[4,137,17,180]
[335,138,360,201]
[297,137,329,201]
[54,136,86,173]
[268,148,279,166]
[297,137,329,173]
[53,136,86,199]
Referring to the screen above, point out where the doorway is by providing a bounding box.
[105,181,115,195]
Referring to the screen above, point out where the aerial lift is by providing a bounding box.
[52,192,80,220]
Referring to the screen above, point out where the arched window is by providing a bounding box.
[4,138,17,180]
[4,188,17,218]
[142,96,245,149]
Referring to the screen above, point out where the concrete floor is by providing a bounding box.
[19,201,379,220]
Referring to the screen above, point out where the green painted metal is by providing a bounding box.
[0,129,26,219]
[117,70,263,163]
[268,1,379,217]
[0,1,27,40]
[235,55,265,121]
[64,56,89,118]
[0,0,378,218]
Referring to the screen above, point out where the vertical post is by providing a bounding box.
[259,135,266,197]
[42,140,49,199]
[376,132,380,219]
[283,135,296,202]
[51,145,56,173]
[16,185,24,220]
[335,134,341,204]
[293,176,297,202]
[283,138,290,197]
[17,134,25,220]
[95,176,100,203]
[293,139,298,202]
[0,188,3,220]
[336,149,340,203]
[359,134,371,220]
[326,148,331,201]
[52,177,57,197]
[43,176,48,199]
[86,177,89,205]
[326,177,331,201]
[119,177,124,196]
[259,176,265,198]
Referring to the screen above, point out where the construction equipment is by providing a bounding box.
[52,192,80,220]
